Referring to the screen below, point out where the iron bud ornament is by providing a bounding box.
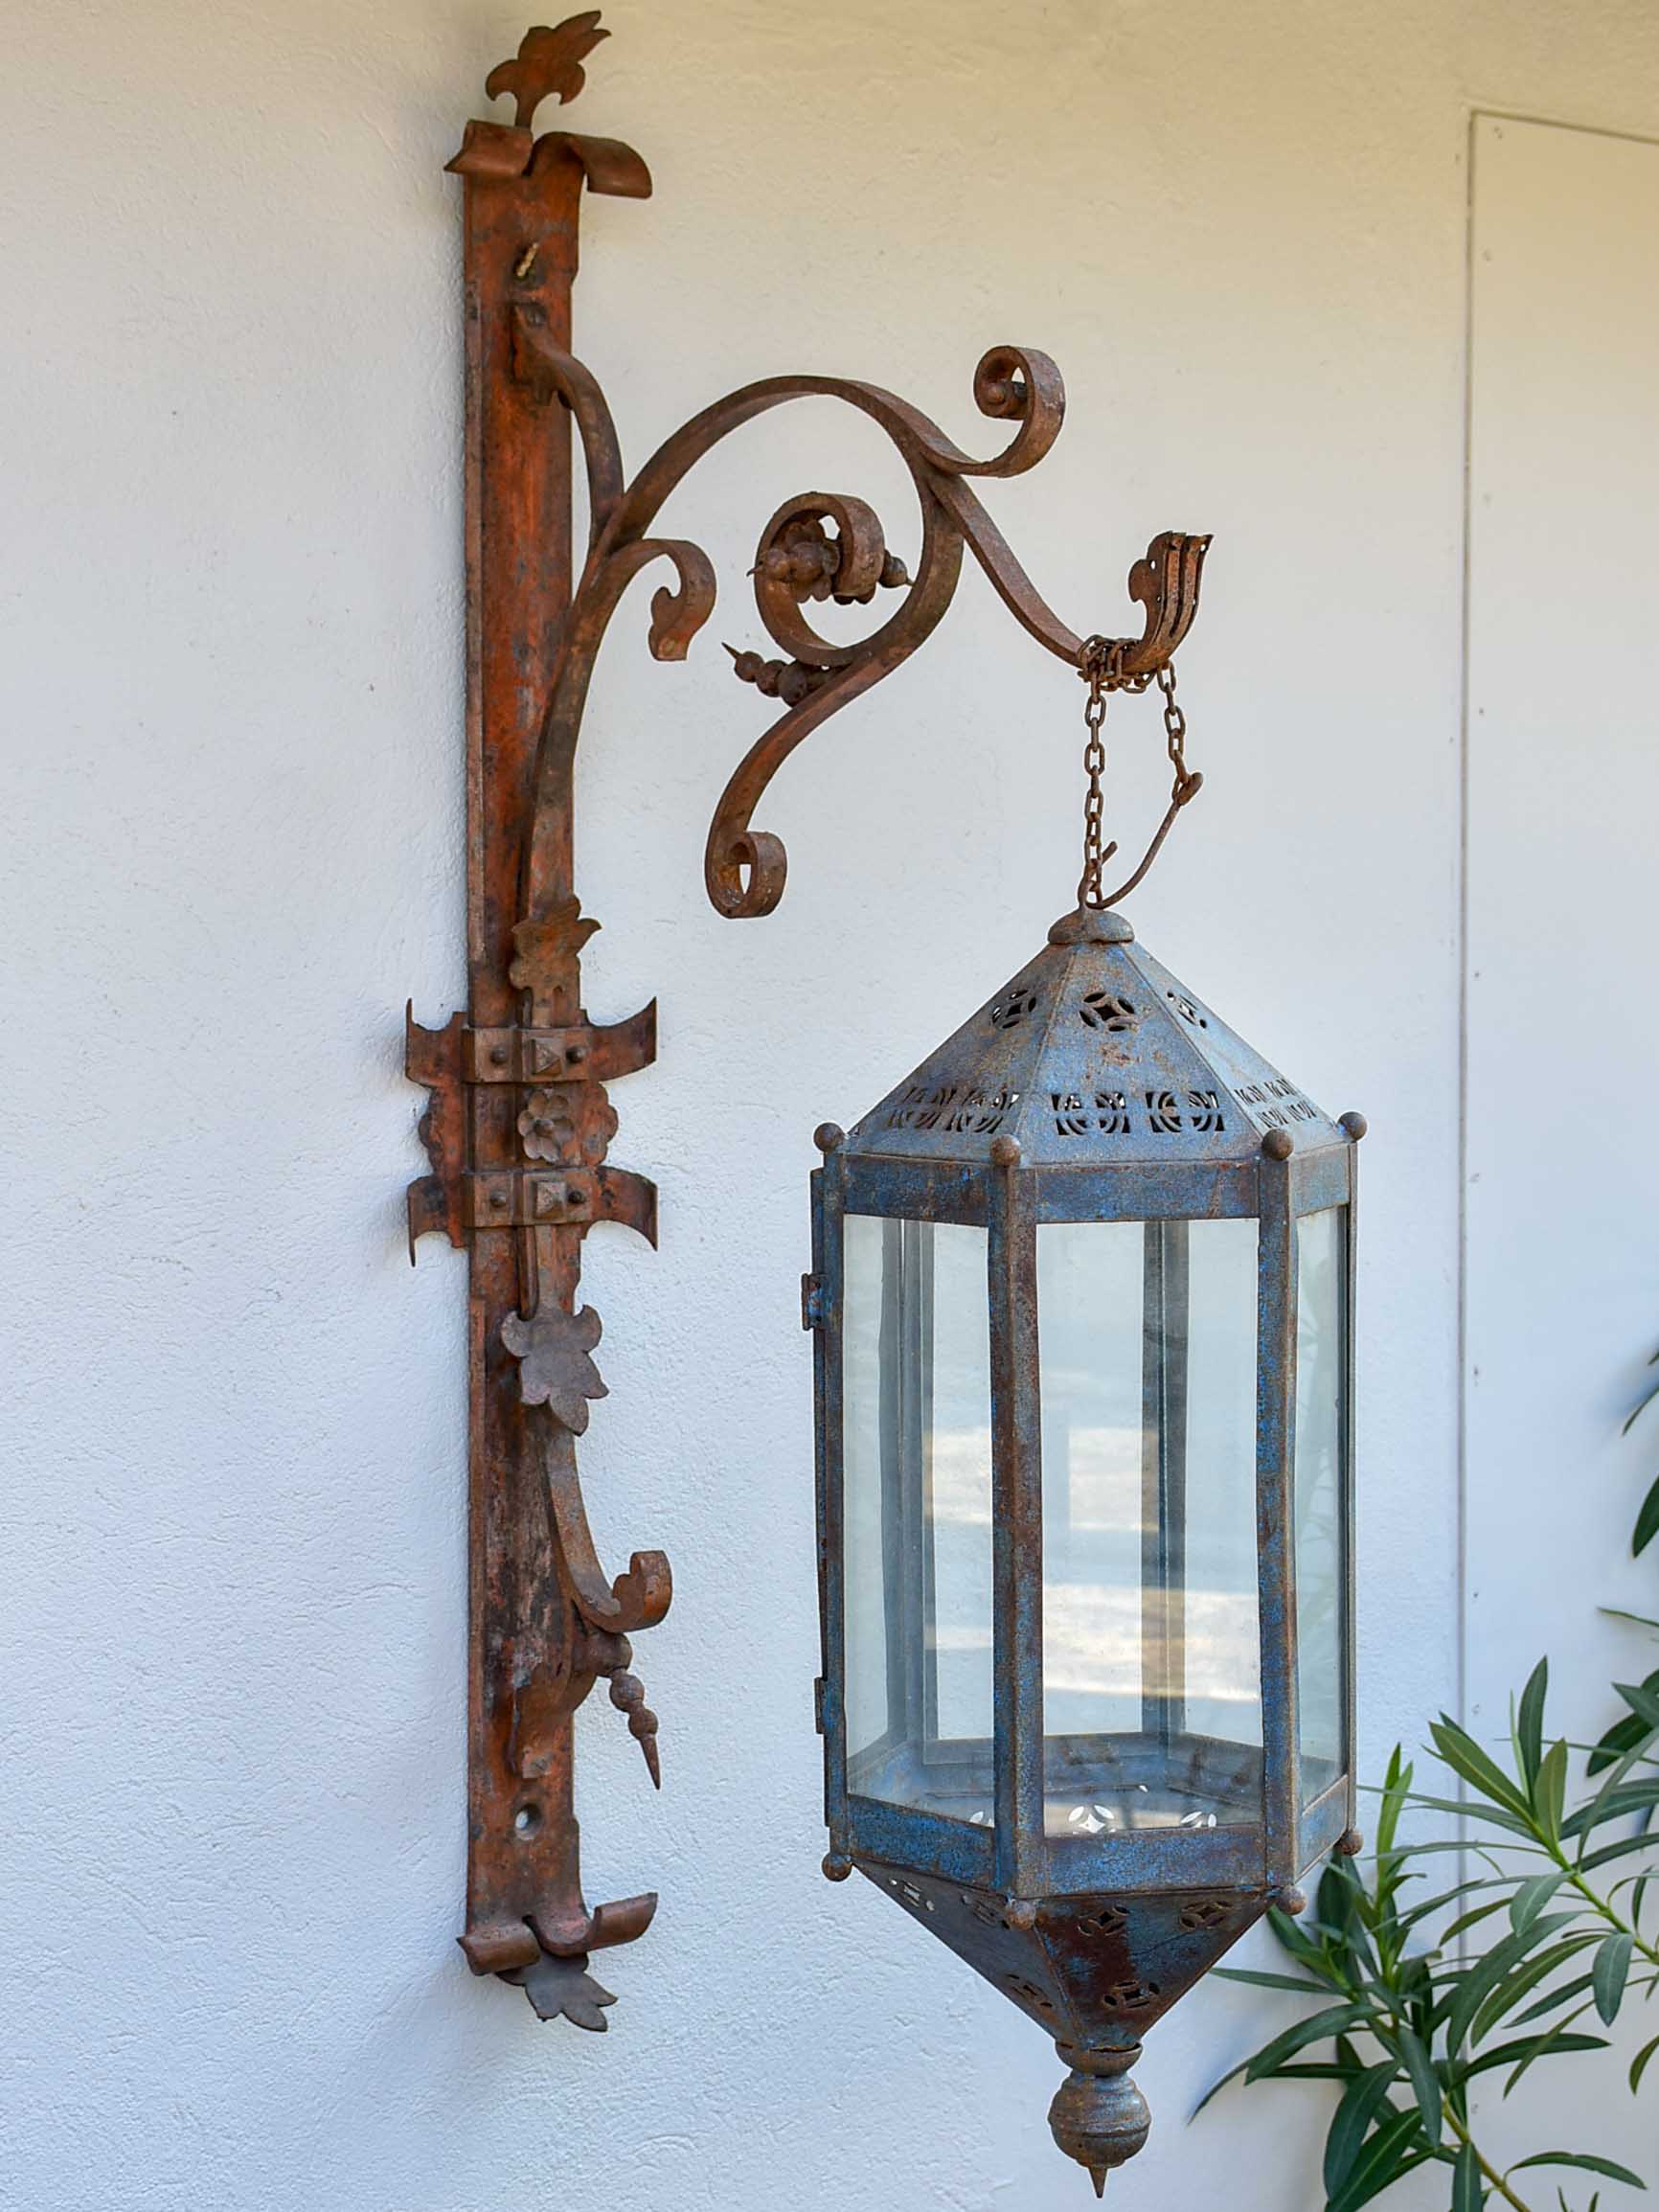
[805,650,1362,2192]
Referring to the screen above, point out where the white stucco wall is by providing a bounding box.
[3,5,1657,2206]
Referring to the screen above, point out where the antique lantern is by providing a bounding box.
[807,870,1360,2190]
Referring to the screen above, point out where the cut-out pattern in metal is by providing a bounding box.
[1236,1076,1321,1130]
[1078,989,1137,1031]
[989,989,1040,1030]
[886,1082,1018,1134]
[1102,1978,1162,2014]
[1053,1089,1133,1137]
[1185,1089,1225,1133]
[1145,1087,1225,1135]
[1079,1905,1129,1940]
[1178,1899,1232,1932]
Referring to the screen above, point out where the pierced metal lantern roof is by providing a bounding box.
[844,906,1341,1167]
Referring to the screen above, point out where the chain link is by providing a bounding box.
[1156,661,1193,801]
[1077,636,1114,909]
[1074,643,1196,909]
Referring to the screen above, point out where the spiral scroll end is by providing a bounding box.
[705,829,788,920]
[964,345,1066,476]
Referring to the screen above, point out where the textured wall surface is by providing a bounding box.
[2,4,1657,2206]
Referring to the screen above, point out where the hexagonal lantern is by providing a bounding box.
[807,901,1361,2193]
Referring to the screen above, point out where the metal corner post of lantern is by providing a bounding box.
[401,11,1362,2191]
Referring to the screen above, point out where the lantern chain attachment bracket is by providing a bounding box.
[1074,630,1206,912]
[405,9,1212,2033]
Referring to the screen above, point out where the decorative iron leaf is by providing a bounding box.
[509,901,601,999]
[502,1304,608,1431]
[511,1950,617,2032]
[486,13,608,129]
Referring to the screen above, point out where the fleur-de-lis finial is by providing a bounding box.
[486,12,610,132]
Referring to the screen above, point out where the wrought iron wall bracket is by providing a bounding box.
[407,11,1210,2031]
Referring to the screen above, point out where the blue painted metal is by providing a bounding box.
[1256,1146,1301,1893]
[807,901,1361,2188]
[988,1140,1045,1898]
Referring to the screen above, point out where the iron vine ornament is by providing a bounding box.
[404,6,1255,2168]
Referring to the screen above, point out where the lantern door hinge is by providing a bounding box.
[802,1272,827,1331]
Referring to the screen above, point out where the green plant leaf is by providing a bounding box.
[1579,1830,1659,1875]
[1634,1471,1659,1560]
[1446,1916,1577,2054]
[1430,1718,1533,1817]
[1394,2026,1442,2147]
[1509,2153,1645,2187]
[1244,2003,1371,2081]
[1518,1660,1550,1788]
[1586,1676,1659,1776]
[1465,1934,1603,2049]
[1445,1896,1513,1943]
[1323,2064,1400,2198]
[1453,2139,1483,2212]
[1405,1790,1540,1837]
[1511,1871,1569,1934]
[1624,1355,1659,1433]
[1592,1932,1634,2025]
[1211,1969,1335,1995]
[1455,2029,1607,2087]
[1511,1971,1598,2028]
[1500,2014,1606,2095]
[1614,1680,1659,1736]
[1191,2055,1252,2117]
[1566,1781,1659,1836]
[1630,2032,1659,2093]
[1325,2110,1427,2212]
[1375,1747,1411,1859]
[1267,1903,1335,1967]
[1535,1739,1569,1842]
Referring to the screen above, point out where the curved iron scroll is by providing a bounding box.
[412,9,1211,2034]
[511,314,1210,943]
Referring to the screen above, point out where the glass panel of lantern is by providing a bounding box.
[1036,1213,1263,1845]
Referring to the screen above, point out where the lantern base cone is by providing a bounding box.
[1048,2043,1150,2191]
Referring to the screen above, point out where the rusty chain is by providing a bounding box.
[1075,638,1196,909]
[1077,635,1116,909]
[1156,661,1194,805]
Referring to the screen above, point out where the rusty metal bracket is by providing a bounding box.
[407,10,1209,2034]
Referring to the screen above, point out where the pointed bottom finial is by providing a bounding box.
[1048,2042,1150,2188]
